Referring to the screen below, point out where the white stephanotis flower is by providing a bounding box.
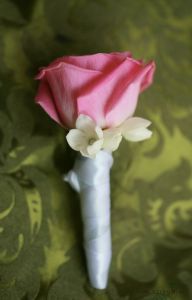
[66,115,104,158]
[120,117,152,142]
[66,114,152,158]
[102,117,152,151]
[102,127,122,152]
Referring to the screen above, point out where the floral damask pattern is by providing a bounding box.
[0,0,192,299]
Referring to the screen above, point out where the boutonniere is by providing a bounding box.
[35,52,155,289]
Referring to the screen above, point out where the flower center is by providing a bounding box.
[88,138,96,145]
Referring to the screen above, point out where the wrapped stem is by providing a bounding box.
[64,150,113,289]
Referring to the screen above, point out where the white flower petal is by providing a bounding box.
[66,129,87,151]
[123,127,152,142]
[95,126,103,139]
[80,148,90,157]
[87,139,103,156]
[103,128,122,151]
[121,117,152,142]
[81,151,96,159]
[76,114,96,136]
[122,117,151,132]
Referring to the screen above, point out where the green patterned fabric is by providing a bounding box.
[0,0,192,299]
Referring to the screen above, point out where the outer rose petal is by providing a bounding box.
[140,61,156,91]
[77,57,143,128]
[36,63,101,128]
[105,61,156,127]
[46,52,132,72]
[35,78,62,125]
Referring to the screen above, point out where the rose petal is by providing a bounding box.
[140,61,156,91]
[66,129,87,151]
[105,61,156,127]
[35,78,62,125]
[36,63,101,128]
[77,58,142,128]
[49,52,132,72]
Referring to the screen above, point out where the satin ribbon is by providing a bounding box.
[64,150,113,289]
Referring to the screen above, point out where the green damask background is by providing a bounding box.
[0,0,192,299]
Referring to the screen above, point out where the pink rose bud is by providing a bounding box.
[35,52,155,129]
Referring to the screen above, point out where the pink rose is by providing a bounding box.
[35,52,155,129]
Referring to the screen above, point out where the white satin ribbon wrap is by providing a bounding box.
[64,150,113,289]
